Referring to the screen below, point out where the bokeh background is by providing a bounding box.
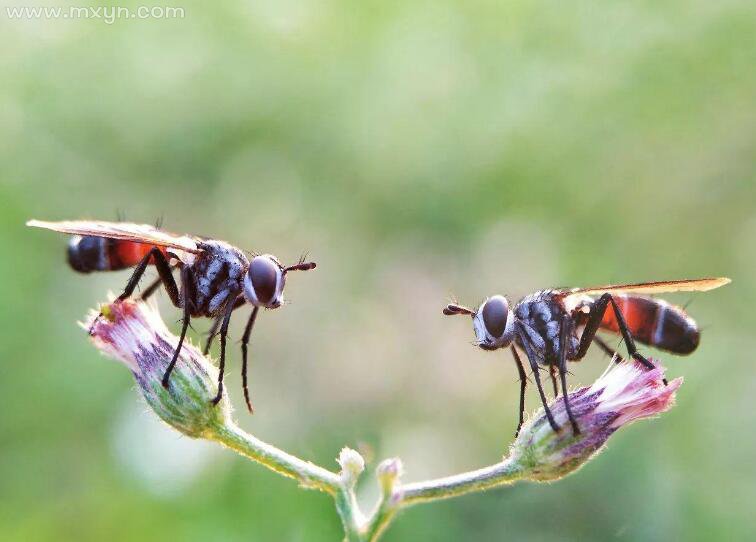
[1,1,755,540]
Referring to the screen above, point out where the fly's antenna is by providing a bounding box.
[443,302,475,317]
[283,253,316,274]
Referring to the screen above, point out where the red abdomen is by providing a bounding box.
[599,295,700,355]
[68,236,167,273]
[109,240,157,269]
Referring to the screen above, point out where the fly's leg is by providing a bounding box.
[212,291,241,405]
[90,247,179,333]
[515,322,559,432]
[548,364,559,399]
[117,248,176,303]
[204,295,245,355]
[558,315,580,434]
[204,315,222,355]
[510,346,528,437]
[139,277,162,301]
[574,294,654,366]
[161,266,192,388]
[240,307,260,413]
[592,335,624,364]
[138,250,180,302]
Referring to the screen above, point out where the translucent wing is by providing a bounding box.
[560,277,731,297]
[27,219,202,254]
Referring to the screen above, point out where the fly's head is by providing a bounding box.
[443,295,515,351]
[243,254,316,309]
[474,295,515,350]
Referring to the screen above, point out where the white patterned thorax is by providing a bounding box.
[189,240,249,316]
[513,289,579,363]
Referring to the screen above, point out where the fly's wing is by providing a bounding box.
[558,277,731,298]
[27,219,202,254]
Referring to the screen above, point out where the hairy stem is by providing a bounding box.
[207,416,526,541]
[208,422,366,541]
[334,488,366,542]
[208,421,341,494]
[399,457,524,505]
[360,456,525,540]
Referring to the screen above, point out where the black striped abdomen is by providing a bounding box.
[599,295,700,355]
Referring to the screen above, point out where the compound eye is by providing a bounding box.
[481,296,509,339]
[249,256,280,305]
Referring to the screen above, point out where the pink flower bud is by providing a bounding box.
[84,299,230,438]
[511,359,682,481]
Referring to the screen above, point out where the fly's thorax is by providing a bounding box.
[188,240,249,316]
[514,290,578,362]
[473,295,515,350]
[514,291,564,331]
[243,254,285,309]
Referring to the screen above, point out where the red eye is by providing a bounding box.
[249,257,279,305]
[482,296,509,338]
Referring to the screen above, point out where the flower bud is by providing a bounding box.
[511,359,682,481]
[337,447,366,489]
[85,299,230,438]
[376,458,404,506]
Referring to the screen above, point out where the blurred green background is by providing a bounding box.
[1,0,755,540]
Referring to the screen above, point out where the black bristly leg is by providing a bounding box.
[212,291,241,405]
[161,267,192,388]
[203,295,246,355]
[574,295,610,361]
[548,364,559,399]
[558,315,580,434]
[608,296,668,384]
[139,254,178,302]
[203,315,222,355]
[117,247,180,306]
[574,294,664,383]
[510,346,528,437]
[515,322,559,432]
[139,276,163,301]
[89,247,180,335]
[592,335,624,364]
[607,296,655,369]
[240,307,260,413]
[573,294,651,368]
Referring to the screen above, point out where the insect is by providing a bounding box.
[28,219,316,412]
[443,277,731,436]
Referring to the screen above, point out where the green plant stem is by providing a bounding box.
[361,456,525,540]
[334,487,366,542]
[209,421,527,541]
[362,495,399,542]
[208,422,367,541]
[399,457,524,505]
[208,421,342,494]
